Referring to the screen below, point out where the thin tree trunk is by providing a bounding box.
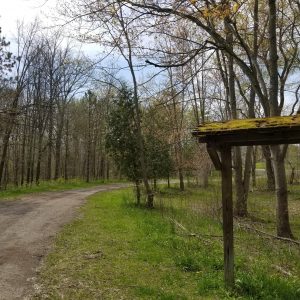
[252,146,257,189]
[47,104,53,180]
[224,19,250,216]
[64,117,70,181]
[20,117,27,186]
[262,146,275,190]
[106,159,109,180]
[179,167,184,191]
[13,134,19,186]
[54,113,64,180]
[86,95,92,183]
[234,147,252,217]
[268,0,293,238]
[30,134,36,185]
[234,148,246,216]
[0,92,20,188]
[135,180,141,206]
[26,123,35,186]
[118,8,153,207]
[0,127,12,188]
[35,135,43,185]
[271,145,293,238]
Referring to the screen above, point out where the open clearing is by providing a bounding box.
[0,184,126,300]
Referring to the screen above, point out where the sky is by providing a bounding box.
[0,0,104,59]
[0,0,57,37]
[0,0,143,84]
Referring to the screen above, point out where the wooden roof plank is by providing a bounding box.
[193,115,300,134]
[193,115,300,146]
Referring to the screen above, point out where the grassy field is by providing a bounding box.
[0,178,125,201]
[34,182,300,299]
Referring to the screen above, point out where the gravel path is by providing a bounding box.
[0,184,127,300]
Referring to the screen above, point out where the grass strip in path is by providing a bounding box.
[0,178,125,201]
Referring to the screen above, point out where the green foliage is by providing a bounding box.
[106,84,141,182]
[0,27,15,79]
[145,133,174,180]
[106,84,173,183]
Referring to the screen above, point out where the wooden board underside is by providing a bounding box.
[196,127,300,147]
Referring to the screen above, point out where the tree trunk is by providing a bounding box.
[86,95,92,183]
[20,118,27,186]
[135,180,141,206]
[106,159,110,180]
[262,146,275,190]
[35,135,43,185]
[270,145,294,238]
[234,147,252,217]
[47,103,53,180]
[179,167,184,191]
[86,142,91,183]
[224,19,250,216]
[117,7,154,207]
[54,120,64,180]
[26,124,35,186]
[100,156,105,179]
[200,168,209,188]
[251,146,257,189]
[268,0,293,238]
[0,94,20,188]
[0,127,12,188]
[64,117,70,181]
[153,178,157,190]
[13,134,19,187]
[30,135,36,185]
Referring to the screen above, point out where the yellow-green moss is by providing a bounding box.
[195,115,300,133]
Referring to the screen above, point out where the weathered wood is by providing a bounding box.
[196,127,300,147]
[220,146,234,288]
[206,143,222,170]
[193,115,300,133]
[192,115,300,147]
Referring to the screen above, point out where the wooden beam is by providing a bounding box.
[195,127,300,147]
[220,146,234,288]
[206,143,222,170]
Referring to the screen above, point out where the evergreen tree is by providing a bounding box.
[106,85,142,204]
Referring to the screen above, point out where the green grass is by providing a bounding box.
[255,162,265,169]
[35,185,300,299]
[0,178,125,201]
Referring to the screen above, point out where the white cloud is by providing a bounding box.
[0,1,111,62]
[0,0,56,37]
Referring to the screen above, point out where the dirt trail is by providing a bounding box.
[0,184,127,300]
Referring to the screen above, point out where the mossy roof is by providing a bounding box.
[192,115,300,146]
[193,115,300,135]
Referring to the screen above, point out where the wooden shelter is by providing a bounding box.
[192,114,300,288]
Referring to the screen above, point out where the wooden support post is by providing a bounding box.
[220,145,234,288]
